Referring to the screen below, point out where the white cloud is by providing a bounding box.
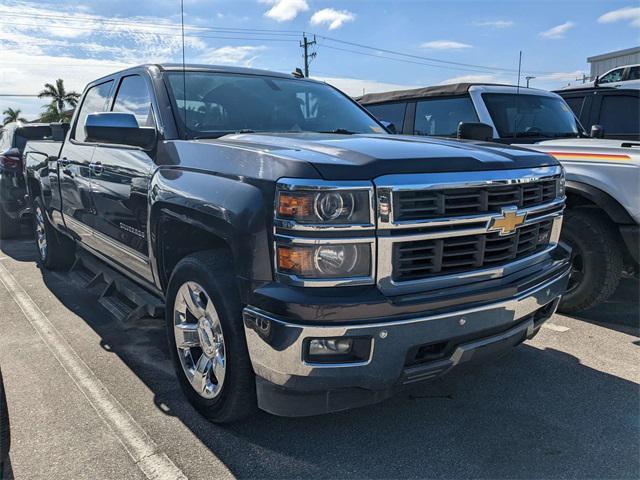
[198,46,267,66]
[310,8,355,30]
[312,76,418,97]
[598,6,640,28]
[539,21,575,39]
[260,0,309,22]
[472,20,514,28]
[439,74,507,85]
[420,40,473,50]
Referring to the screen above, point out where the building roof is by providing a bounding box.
[587,46,640,63]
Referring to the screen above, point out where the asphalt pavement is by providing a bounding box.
[0,236,638,480]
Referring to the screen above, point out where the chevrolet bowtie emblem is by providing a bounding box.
[490,208,526,235]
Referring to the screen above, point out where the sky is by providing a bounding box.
[1,0,639,120]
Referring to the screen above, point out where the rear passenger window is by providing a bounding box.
[414,97,478,136]
[112,75,154,127]
[599,95,640,135]
[365,103,407,132]
[73,81,113,142]
[628,67,640,81]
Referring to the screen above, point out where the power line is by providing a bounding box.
[319,44,511,75]
[2,11,303,36]
[317,35,556,76]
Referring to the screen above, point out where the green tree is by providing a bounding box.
[2,107,27,125]
[38,79,80,121]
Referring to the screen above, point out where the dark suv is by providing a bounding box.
[556,86,640,141]
[0,123,53,238]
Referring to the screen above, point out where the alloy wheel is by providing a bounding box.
[173,281,226,399]
[34,205,47,261]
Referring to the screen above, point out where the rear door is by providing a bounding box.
[89,74,156,283]
[59,80,114,242]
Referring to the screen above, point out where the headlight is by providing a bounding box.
[276,180,373,228]
[276,242,372,280]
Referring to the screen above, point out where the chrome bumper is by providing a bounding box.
[243,265,570,404]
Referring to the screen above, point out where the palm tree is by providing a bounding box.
[38,79,80,116]
[39,104,65,123]
[2,107,26,125]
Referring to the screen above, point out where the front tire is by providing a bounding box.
[166,251,257,423]
[558,208,623,313]
[32,198,75,270]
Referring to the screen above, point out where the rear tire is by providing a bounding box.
[166,251,257,423]
[0,208,20,240]
[558,208,623,313]
[32,198,75,270]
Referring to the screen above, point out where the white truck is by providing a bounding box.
[359,84,639,312]
[528,139,639,312]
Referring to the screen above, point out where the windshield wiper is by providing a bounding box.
[512,131,553,138]
[316,128,358,135]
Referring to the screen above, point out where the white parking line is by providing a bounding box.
[0,262,188,480]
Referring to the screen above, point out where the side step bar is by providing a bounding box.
[68,251,164,322]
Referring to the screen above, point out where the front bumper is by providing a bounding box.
[243,260,571,417]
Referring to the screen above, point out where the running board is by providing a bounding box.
[68,251,164,322]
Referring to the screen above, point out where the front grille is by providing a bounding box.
[392,219,554,281]
[395,179,557,221]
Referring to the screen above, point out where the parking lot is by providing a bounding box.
[0,235,638,480]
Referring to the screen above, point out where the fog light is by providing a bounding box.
[309,338,353,356]
[305,337,372,364]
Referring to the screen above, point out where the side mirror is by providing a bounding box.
[457,122,493,141]
[590,124,604,139]
[380,120,397,134]
[85,113,155,149]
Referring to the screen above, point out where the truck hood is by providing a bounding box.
[208,133,558,180]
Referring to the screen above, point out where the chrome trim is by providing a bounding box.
[274,178,375,232]
[274,234,376,287]
[375,165,563,228]
[242,266,570,383]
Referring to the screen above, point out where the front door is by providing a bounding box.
[89,74,156,283]
[59,80,113,245]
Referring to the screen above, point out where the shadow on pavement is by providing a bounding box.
[1,238,639,479]
[571,276,639,336]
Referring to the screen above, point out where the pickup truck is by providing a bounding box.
[25,64,571,422]
[528,138,639,312]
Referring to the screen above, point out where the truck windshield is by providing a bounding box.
[482,93,582,139]
[165,72,385,138]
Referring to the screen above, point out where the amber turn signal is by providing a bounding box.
[276,245,314,276]
[277,192,314,219]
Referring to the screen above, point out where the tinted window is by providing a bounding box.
[628,67,640,81]
[482,93,580,138]
[599,68,624,84]
[564,96,585,118]
[414,97,478,136]
[599,95,640,135]
[166,72,384,137]
[112,75,154,127]
[73,81,113,142]
[365,103,407,132]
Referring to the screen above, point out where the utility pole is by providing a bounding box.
[525,76,535,88]
[300,33,317,77]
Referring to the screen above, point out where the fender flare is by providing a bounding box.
[565,180,634,225]
[149,168,273,290]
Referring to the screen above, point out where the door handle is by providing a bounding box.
[90,162,103,175]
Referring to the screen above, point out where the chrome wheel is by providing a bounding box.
[173,282,226,399]
[34,205,47,260]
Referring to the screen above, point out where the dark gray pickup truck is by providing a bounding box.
[25,64,571,422]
